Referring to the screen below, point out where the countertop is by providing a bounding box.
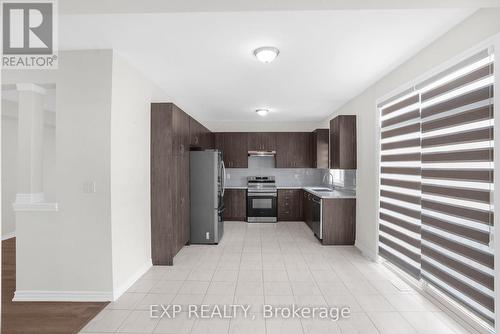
[224,186,356,199]
[302,187,356,199]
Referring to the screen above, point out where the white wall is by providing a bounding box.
[323,8,500,259]
[1,100,57,240]
[2,50,115,297]
[1,49,168,301]
[109,52,165,297]
[1,101,18,240]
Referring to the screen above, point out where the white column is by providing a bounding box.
[14,83,46,205]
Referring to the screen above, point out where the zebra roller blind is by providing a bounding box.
[378,49,495,325]
[379,92,422,278]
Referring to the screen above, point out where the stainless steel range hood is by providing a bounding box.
[248,150,276,157]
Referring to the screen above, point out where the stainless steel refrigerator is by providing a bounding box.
[190,150,226,244]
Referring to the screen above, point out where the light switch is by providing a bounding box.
[83,181,96,193]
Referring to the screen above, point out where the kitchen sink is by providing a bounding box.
[310,188,334,192]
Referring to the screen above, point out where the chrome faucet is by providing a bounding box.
[322,171,334,189]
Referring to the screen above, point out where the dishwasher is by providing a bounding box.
[312,195,322,240]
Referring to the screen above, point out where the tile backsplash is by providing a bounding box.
[225,155,356,189]
[226,168,356,189]
[226,168,325,187]
[328,169,356,189]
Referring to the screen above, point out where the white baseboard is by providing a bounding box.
[112,260,152,301]
[13,290,114,302]
[2,231,16,241]
[12,260,153,302]
[355,243,377,261]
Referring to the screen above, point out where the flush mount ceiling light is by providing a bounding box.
[253,46,279,63]
[256,109,269,116]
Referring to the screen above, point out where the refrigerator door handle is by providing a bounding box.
[221,160,226,197]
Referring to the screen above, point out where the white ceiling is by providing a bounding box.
[58,0,500,14]
[60,9,475,123]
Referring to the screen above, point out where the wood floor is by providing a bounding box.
[1,238,108,334]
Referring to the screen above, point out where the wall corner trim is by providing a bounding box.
[355,243,377,261]
[112,260,153,301]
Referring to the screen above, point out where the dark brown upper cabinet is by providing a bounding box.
[214,132,248,168]
[172,104,190,156]
[189,116,214,150]
[247,132,277,152]
[330,115,357,169]
[276,132,312,168]
[312,129,329,169]
[189,117,202,148]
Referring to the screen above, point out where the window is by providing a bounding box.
[378,49,495,326]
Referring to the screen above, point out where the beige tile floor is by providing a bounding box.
[80,221,472,334]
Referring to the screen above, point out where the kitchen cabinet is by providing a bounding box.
[247,132,277,151]
[312,129,329,169]
[224,189,246,221]
[172,104,190,156]
[151,103,192,265]
[330,115,357,169]
[174,154,190,250]
[189,117,214,150]
[303,190,313,229]
[189,117,201,147]
[215,132,248,168]
[301,190,356,244]
[151,103,214,265]
[277,189,303,221]
[322,198,356,245]
[276,132,312,168]
[204,131,215,150]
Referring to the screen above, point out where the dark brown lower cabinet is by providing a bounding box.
[301,190,356,245]
[322,198,356,245]
[278,189,303,221]
[303,191,313,229]
[224,189,246,221]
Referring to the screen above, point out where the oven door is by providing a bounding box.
[247,191,277,223]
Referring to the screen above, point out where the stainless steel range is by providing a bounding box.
[247,176,277,223]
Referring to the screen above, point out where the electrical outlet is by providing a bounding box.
[206,232,210,240]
